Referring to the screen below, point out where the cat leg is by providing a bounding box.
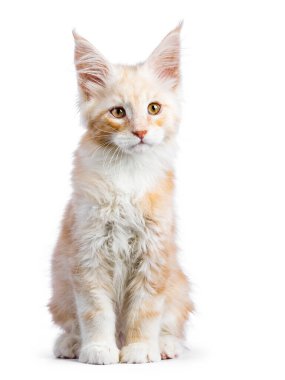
[120,297,163,364]
[49,287,80,359]
[159,269,193,359]
[120,269,165,364]
[73,274,119,365]
[49,293,80,359]
[49,236,80,359]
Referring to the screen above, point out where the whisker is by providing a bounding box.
[110,147,121,172]
[91,142,114,160]
[101,143,116,171]
[107,145,120,170]
[94,128,114,134]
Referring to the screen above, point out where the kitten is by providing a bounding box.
[49,24,193,365]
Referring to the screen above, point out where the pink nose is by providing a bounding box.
[132,130,148,139]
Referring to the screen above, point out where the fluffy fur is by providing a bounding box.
[49,24,193,365]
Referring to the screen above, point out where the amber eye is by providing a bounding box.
[110,107,126,118]
[148,102,161,115]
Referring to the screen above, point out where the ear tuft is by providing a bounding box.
[72,30,111,98]
[147,23,182,88]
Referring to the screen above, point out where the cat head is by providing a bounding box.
[73,24,182,155]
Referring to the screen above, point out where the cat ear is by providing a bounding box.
[73,30,111,98]
[146,22,182,88]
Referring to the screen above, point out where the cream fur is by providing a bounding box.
[49,24,193,365]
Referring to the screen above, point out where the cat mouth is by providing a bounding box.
[130,140,145,146]
[126,141,152,153]
[133,141,150,148]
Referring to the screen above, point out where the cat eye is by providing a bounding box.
[110,107,126,119]
[148,102,161,115]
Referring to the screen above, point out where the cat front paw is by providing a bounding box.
[120,342,161,364]
[159,335,183,359]
[79,343,119,365]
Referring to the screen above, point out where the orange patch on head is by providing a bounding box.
[103,117,125,131]
[155,117,165,127]
[86,113,129,148]
[85,117,121,147]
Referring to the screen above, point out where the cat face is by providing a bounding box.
[73,25,182,155]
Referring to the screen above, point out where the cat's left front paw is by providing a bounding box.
[120,342,161,364]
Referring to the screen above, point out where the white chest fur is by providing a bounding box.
[74,192,161,263]
[72,140,174,308]
[73,192,163,310]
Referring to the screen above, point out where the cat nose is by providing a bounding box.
[132,130,148,140]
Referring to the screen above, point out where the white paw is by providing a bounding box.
[159,335,184,359]
[54,333,80,359]
[120,342,161,364]
[79,343,119,365]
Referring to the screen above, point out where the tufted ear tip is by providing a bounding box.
[72,29,89,44]
[175,20,184,32]
[72,28,77,40]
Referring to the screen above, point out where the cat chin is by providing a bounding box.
[120,142,156,155]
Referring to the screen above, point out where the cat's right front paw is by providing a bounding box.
[79,343,119,365]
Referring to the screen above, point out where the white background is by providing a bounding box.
[0,0,284,379]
